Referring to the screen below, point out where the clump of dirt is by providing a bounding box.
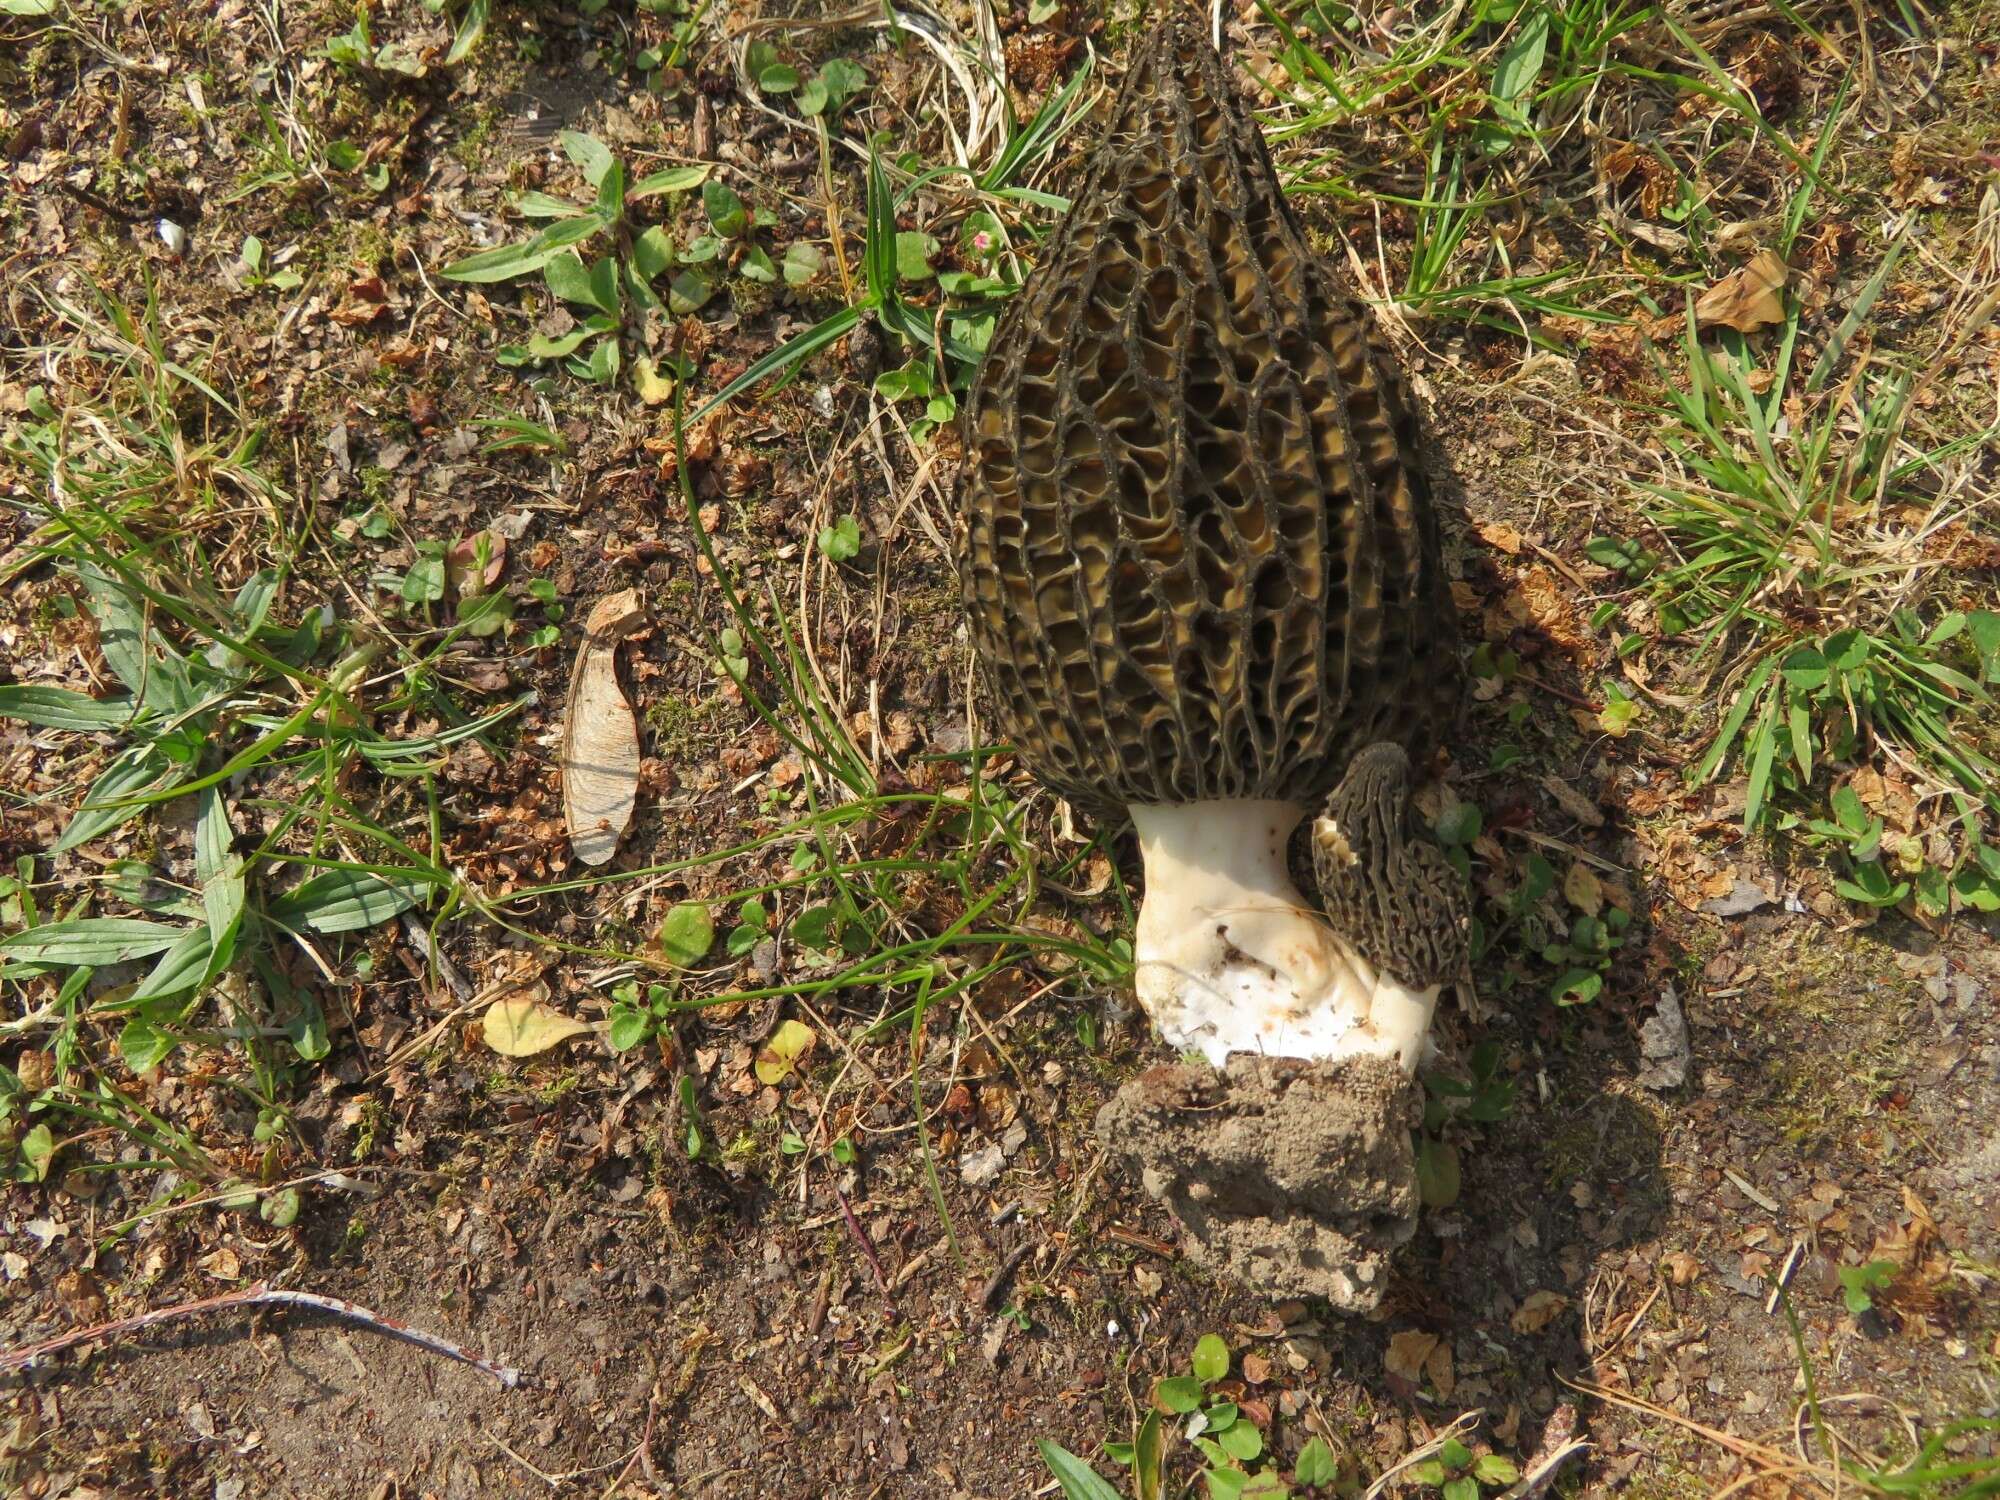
[1096,1054,1419,1311]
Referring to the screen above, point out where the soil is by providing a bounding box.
[1096,1056,1420,1315]
[3,2,1999,1498]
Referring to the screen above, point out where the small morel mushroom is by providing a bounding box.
[956,10,1468,1305]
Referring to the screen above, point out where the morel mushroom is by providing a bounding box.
[958,11,1466,1075]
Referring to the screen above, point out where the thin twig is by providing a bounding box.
[981,1242,1034,1310]
[1502,1403,1591,1500]
[832,1178,897,1318]
[1,1280,522,1388]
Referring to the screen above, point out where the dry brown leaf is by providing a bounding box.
[1476,519,1525,555]
[1385,1329,1438,1383]
[199,1248,242,1281]
[1513,568,1594,658]
[1903,1186,1938,1243]
[1563,862,1605,917]
[1694,249,1790,333]
[481,985,590,1056]
[1425,1339,1455,1398]
[562,589,646,867]
[1510,1290,1568,1334]
[1663,1250,1702,1285]
[1542,775,1607,829]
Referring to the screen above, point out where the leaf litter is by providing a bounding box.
[561,587,646,867]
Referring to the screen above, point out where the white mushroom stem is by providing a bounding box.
[1127,800,1437,1073]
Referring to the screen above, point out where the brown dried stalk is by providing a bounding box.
[1,1280,523,1389]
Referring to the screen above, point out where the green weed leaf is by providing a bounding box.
[608,1006,653,1052]
[1551,968,1603,1006]
[1037,1441,1125,1500]
[668,270,712,314]
[266,871,426,934]
[816,56,866,110]
[658,901,715,967]
[118,1017,176,1073]
[1217,1421,1261,1462]
[1416,1135,1462,1207]
[114,926,216,1010]
[896,231,939,281]
[1491,8,1549,106]
[0,685,137,730]
[633,226,674,281]
[444,0,488,64]
[1839,1259,1897,1312]
[1192,1333,1230,1384]
[1294,1437,1337,1487]
[1434,801,1482,846]
[1780,643,1829,689]
[18,1124,56,1182]
[0,916,183,970]
[1472,1454,1520,1485]
[631,165,712,198]
[560,130,615,190]
[1968,610,2000,681]
[783,242,824,287]
[527,329,592,361]
[703,179,747,237]
[819,514,862,561]
[441,214,606,283]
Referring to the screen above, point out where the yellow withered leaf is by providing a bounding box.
[481,985,590,1056]
[754,1019,817,1086]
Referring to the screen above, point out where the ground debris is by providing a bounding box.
[1638,985,1692,1091]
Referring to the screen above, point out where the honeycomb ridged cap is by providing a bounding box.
[957,8,1455,813]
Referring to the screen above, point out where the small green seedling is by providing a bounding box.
[874,360,958,445]
[818,514,862,562]
[526,577,564,649]
[236,235,302,293]
[1073,1333,1291,1499]
[678,1075,703,1158]
[1543,905,1629,1007]
[1838,1259,1898,1316]
[745,40,868,119]
[658,900,715,967]
[441,131,715,392]
[607,980,675,1053]
[726,898,769,957]
[1408,1436,1519,1500]
[324,138,391,192]
[326,0,486,71]
[1432,798,1481,880]
[1417,1042,1516,1209]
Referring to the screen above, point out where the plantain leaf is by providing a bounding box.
[265,870,426,934]
[0,685,138,730]
[0,917,185,969]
